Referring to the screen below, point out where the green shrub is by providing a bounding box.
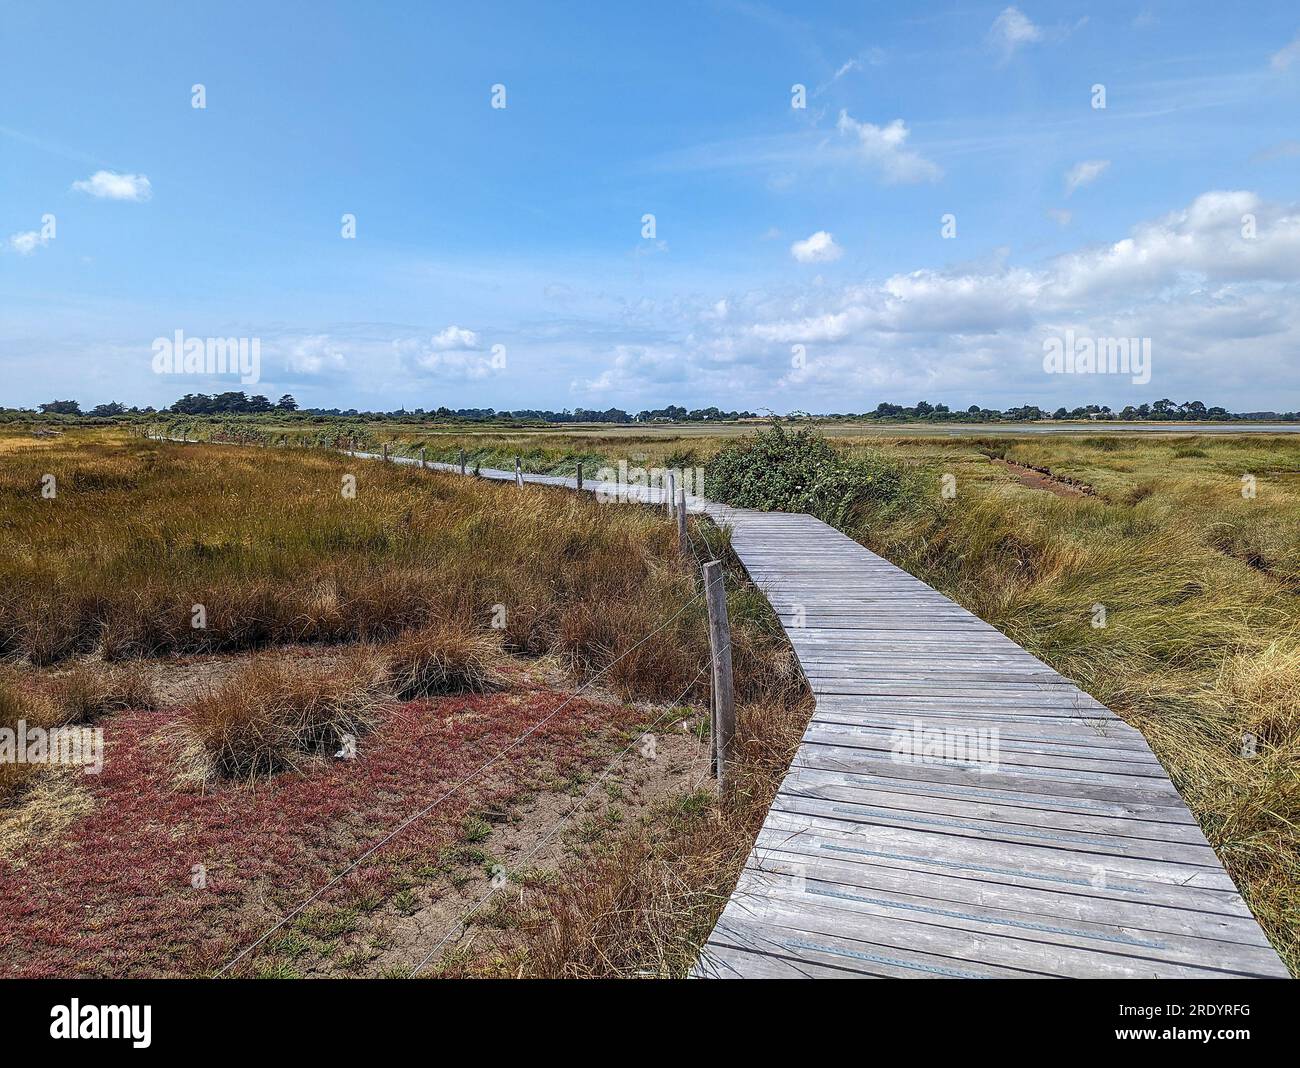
[703,424,907,528]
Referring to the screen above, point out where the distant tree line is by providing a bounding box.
[6,393,1298,423]
[822,398,1297,422]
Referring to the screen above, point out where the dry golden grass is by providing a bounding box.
[384,623,498,699]
[0,767,93,859]
[46,663,157,724]
[174,655,385,784]
[0,669,104,854]
[0,429,714,709]
[0,675,49,808]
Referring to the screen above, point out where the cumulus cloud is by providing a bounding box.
[1065,159,1110,195]
[8,230,48,255]
[394,326,502,379]
[790,230,842,264]
[570,190,1300,410]
[571,345,690,396]
[989,7,1042,62]
[425,324,480,350]
[285,335,347,375]
[836,111,941,184]
[71,170,152,201]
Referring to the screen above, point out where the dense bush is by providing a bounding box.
[703,424,908,528]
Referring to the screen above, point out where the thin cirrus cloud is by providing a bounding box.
[71,170,152,201]
[648,110,939,188]
[836,111,942,184]
[1271,32,1300,71]
[790,230,842,264]
[1252,139,1300,163]
[1065,159,1110,196]
[988,6,1043,63]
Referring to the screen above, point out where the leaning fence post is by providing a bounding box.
[459,448,467,476]
[576,461,583,492]
[702,560,735,786]
[515,455,523,488]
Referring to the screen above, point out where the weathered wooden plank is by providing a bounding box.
[741,849,1274,947]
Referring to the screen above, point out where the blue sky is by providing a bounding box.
[2,1,1299,413]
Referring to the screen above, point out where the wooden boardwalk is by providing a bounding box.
[199,442,1288,978]
[687,506,1288,979]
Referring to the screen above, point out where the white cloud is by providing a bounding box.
[836,111,942,184]
[790,230,843,264]
[8,230,48,255]
[1047,208,1072,227]
[566,189,1300,411]
[1050,190,1300,298]
[1065,159,1110,195]
[425,324,480,351]
[285,335,347,375]
[989,7,1043,62]
[570,344,692,396]
[394,326,501,379]
[71,170,152,201]
[1272,32,1300,71]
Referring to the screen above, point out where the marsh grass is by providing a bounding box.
[47,663,157,724]
[384,623,499,699]
[0,430,714,707]
[175,655,385,784]
[1,428,799,790]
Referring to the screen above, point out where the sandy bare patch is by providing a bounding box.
[287,704,714,977]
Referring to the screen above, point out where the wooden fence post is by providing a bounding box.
[702,560,735,786]
[419,446,426,468]
[515,455,523,488]
[459,448,466,476]
[677,480,689,555]
[576,462,583,492]
[676,481,688,558]
[382,443,389,463]
[667,471,676,519]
